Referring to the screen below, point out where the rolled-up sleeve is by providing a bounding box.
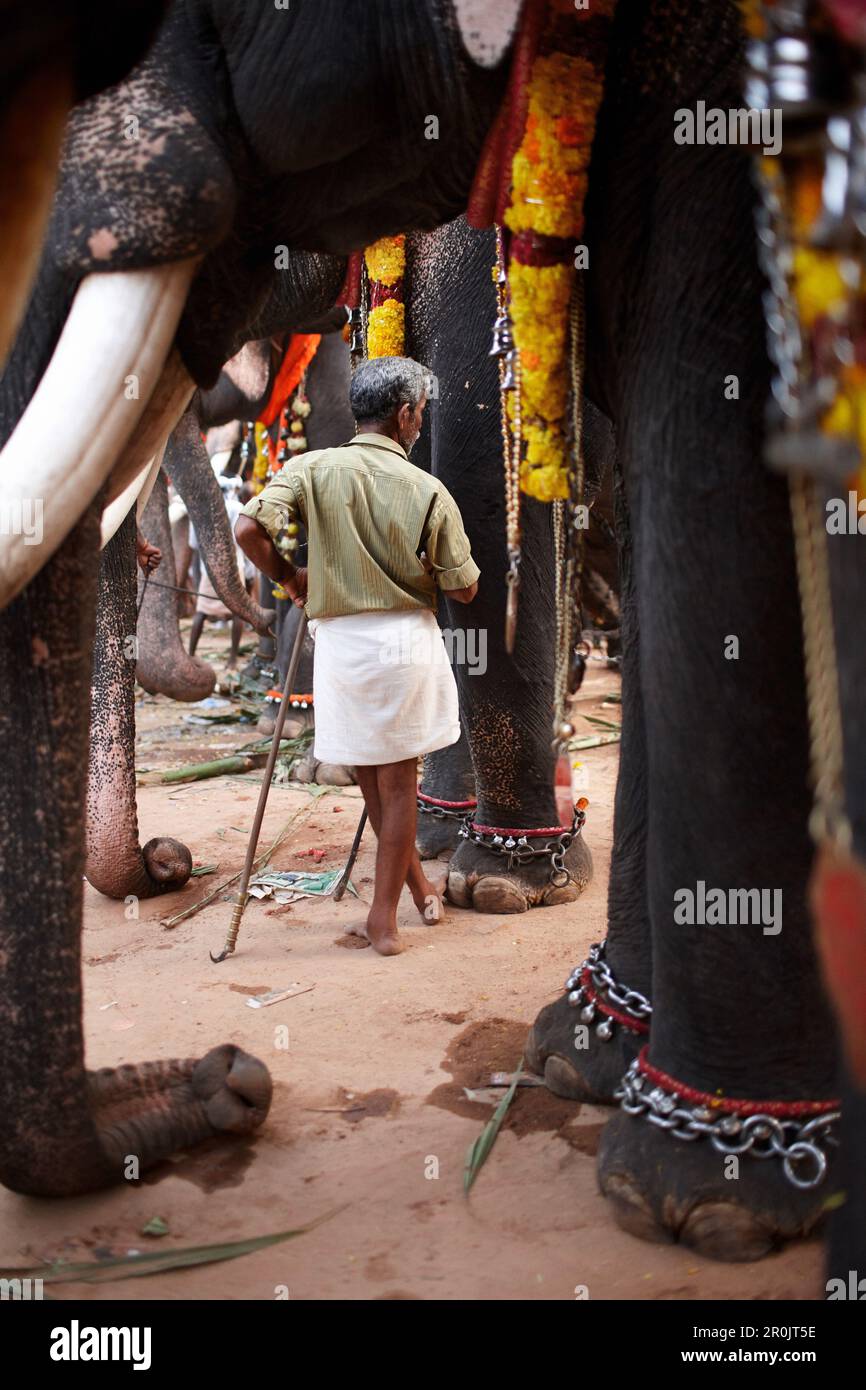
[240,475,302,543]
[424,492,480,591]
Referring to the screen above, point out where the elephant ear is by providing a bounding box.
[451,0,524,68]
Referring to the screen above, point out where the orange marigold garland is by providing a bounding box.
[364,234,406,358]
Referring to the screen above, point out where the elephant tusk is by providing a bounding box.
[100,449,165,551]
[101,348,195,509]
[0,259,198,611]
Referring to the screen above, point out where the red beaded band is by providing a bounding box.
[470,821,574,837]
[581,968,650,1036]
[417,791,478,809]
[636,1046,839,1118]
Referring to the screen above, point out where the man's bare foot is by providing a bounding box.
[347,912,403,956]
[410,874,447,926]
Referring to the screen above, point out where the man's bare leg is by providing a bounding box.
[354,764,444,926]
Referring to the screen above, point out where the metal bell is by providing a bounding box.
[489,312,513,358]
[596,1018,614,1041]
[567,989,584,1007]
[501,349,518,391]
[580,1003,596,1024]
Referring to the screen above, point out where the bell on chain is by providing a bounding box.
[501,349,518,392]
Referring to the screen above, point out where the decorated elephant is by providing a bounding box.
[521,0,866,1278]
[0,0,524,1195]
[405,217,616,912]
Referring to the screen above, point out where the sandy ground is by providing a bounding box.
[0,625,824,1301]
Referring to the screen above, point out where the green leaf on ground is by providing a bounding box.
[463,1058,524,1195]
[0,1211,340,1285]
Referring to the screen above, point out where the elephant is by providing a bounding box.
[0,0,523,1194]
[521,0,866,1274]
[403,217,617,912]
[0,1,168,367]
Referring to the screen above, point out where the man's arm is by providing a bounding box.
[422,494,480,604]
[235,514,307,607]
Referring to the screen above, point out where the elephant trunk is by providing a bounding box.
[0,500,272,1197]
[166,407,274,634]
[88,1047,273,1181]
[85,512,193,900]
[136,471,216,702]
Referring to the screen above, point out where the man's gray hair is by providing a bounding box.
[349,356,432,423]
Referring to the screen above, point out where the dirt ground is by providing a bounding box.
[0,625,825,1301]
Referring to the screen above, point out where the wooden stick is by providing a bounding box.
[332,807,368,902]
[211,614,309,961]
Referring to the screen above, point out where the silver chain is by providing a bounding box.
[564,940,653,1043]
[616,1057,839,1191]
[416,798,475,822]
[457,808,586,887]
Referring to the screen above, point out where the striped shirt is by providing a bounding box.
[241,433,480,620]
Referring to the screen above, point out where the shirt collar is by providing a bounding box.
[348,432,409,459]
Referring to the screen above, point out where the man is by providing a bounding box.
[235,356,479,956]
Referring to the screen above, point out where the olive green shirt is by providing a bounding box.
[241,433,480,619]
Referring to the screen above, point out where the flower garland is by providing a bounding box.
[364,234,406,357]
[483,0,615,503]
[744,0,866,504]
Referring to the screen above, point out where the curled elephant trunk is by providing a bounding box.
[136,471,216,702]
[0,260,197,611]
[3,1045,271,1197]
[165,407,275,635]
[86,513,193,899]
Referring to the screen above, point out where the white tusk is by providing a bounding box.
[0,259,197,610]
[102,348,194,508]
[100,448,165,551]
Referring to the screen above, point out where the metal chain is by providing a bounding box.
[564,940,653,1023]
[416,798,473,822]
[457,807,586,887]
[552,278,589,749]
[616,1058,839,1191]
[752,151,852,852]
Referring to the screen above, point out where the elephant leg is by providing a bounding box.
[416,727,476,859]
[0,506,271,1197]
[406,219,593,914]
[528,469,651,1102]
[591,15,839,1256]
[85,512,192,900]
[136,470,215,701]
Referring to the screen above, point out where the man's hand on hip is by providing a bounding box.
[285,567,308,608]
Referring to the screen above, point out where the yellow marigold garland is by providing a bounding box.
[364,234,406,358]
[502,2,615,502]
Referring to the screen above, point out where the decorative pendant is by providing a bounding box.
[504,570,519,655]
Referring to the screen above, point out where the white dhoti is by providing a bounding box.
[309,609,461,766]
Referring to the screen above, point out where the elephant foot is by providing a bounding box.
[240,654,276,689]
[142,836,193,892]
[525,992,641,1102]
[416,810,462,860]
[598,1106,834,1263]
[315,762,356,786]
[446,830,592,913]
